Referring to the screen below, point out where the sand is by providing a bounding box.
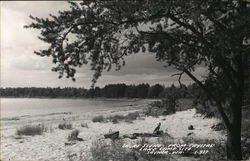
[0,106,226,161]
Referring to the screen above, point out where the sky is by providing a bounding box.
[0,1,205,89]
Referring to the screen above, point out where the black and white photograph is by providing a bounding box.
[0,0,250,160]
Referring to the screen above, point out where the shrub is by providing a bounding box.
[144,95,178,117]
[166,95,178,111]
[108,112,139,123]
[178,137,226,160]
[112,118,119,124]
[109,114,125,120]
[58,122,72,130]
[125,112,139,120]
[108,114,125,124]
[155,136,226,160]
[192,90,220,118]
[176,99,193,111]
[194,104,216,118]
[91,139,136,161]
[16,124,46,136]
[66,151,77,161]
[90,138,172,161]
[143,106,164,117]
[67,129,79,141]
[135,137,173,161]
[92,115,105,122]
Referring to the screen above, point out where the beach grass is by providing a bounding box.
[92,115,105,122]
[16,124,46,136]
[91,139,136,161]
[67,129,79,141]
[107,111,140,124]
[58,122,73,130]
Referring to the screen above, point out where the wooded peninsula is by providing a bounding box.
[0,83,197,98]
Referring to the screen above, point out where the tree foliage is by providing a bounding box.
[0,84,184,98]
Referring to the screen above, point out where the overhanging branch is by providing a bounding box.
[182,68,232,130]
[171,71,184,87]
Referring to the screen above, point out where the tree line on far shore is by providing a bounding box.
[0,83,199,98]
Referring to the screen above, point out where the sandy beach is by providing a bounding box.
[0,104,226,161]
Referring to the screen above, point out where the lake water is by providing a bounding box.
[0,98,152,119]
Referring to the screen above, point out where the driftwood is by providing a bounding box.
[133,131,164,137]
[123,134,137,139]
[187,132,194,136]
[104,131,119,139]
[123,132,164,139]
[76,138,84,141]
[105,130,168,140]
[65,142,77,146]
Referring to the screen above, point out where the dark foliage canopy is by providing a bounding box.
[0,83,189,99]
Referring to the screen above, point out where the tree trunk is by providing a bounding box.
[226,104,242,160]
[243,53,250,107]
[227,131,242,160]
[226,73,243,160]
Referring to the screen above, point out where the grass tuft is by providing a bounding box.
[92,115,105,122]
[16,124,46,136]
[108,112,140,124]
[67,129,79,141]
[91,139,136,161]
[58,122,72,130]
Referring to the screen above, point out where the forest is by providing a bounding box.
[0,83,197,99]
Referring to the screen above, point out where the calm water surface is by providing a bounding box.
[0,98,151,118]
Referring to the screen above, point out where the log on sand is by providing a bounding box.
[133,131,164,137]
[104,131,119,139]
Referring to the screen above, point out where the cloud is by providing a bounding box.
[1,1,70,18]
[0,1,207,88]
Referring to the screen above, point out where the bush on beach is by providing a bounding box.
[58,122,72,130]
[182,137,226,160]
[109,114,125,120]
[112,118,119,124]
[16,124,46,136]
[157,136,226,160]
[91,139,136,161]
[126,112,140,120]
[67,129,79,141]
[92,112,140,124]
[143,104,165,117]
[144,94,179,117]
[108,112,140,124]
[92,115,105,122]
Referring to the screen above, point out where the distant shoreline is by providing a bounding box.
[0,96,151,100]
[0,96,83,99]
[0,83,193,99]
